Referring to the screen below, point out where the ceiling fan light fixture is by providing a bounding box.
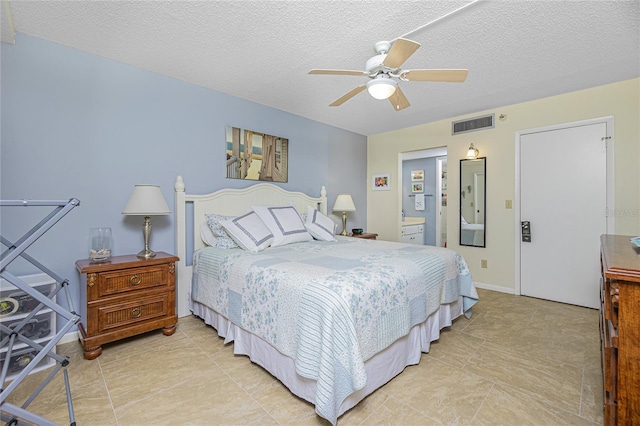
[366,75,397,100]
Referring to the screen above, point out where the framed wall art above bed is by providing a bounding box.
[225,126,288,182]
[173,175,479,425]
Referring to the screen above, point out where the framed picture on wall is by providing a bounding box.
[372,173,391,191]
[411,170,424,182]
[412,183,424,193]
[225,126,288,182]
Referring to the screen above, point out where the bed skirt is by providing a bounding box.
[190,296,463,421]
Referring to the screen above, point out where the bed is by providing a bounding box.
[461,215,485,246]
[461,223,485,246]
[174,176,479,425]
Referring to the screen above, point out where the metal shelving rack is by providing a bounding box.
[0,199,81,426]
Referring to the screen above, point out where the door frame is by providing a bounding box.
[513,116,615,296]
[436,156,447,247]
[398,147,447,246]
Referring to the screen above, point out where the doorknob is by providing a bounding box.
[521,221,531,242]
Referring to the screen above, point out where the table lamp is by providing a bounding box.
[332,194,356,236]
[122,184,171,258]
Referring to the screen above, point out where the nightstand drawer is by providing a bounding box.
[89,264,171,301]
[91,293,171,334]
[76,252,179,359]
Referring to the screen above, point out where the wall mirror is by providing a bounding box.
[460,157,486,247]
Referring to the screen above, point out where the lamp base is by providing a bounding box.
[340,211,348,236]
[136,248,157,259]
[137,216,156,259]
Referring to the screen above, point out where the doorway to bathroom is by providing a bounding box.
[399,147,447,247]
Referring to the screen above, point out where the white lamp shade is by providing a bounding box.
[122,184,171,216]
[367,76,397,100]
[333,194,356,212]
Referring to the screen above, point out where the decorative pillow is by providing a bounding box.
[221,211,274,252]
[200,223,217,246]
[251,205,312,247]
[205,214,240,249]
[305,205,336,241]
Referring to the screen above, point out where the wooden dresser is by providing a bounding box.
[76,252,179,359]
[600,234,640,425]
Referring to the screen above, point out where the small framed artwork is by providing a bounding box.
[372,173,391,191]
[411,170,424,182]
[412,183,424,193]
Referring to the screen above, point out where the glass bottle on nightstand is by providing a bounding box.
[88,228,112,262]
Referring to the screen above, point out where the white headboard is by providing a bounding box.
[174,175,327,317]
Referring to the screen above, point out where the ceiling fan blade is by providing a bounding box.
[383,38,421,69]
[388,87,410,111]
[403,69,468,82]
[330,85,367,106]
[309,69,367,76]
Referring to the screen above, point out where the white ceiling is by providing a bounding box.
[3,1,639,136]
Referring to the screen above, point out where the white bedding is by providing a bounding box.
[190,237,478,424]
[191,295,463,419]
[461,223,485,246]
[462,223,484,231]
[174,178,479,424]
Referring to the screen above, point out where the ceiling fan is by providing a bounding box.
[309,38,468,111]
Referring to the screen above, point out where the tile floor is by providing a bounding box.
[3,288,603,425]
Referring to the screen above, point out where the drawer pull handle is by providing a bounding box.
[129,275,142,286]
[131,307,142,319]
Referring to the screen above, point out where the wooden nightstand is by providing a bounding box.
[350,233,378,240]
[75,252,179,360]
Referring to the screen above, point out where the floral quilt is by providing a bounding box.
[191,237,478,424]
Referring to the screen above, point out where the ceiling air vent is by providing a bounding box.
[452,114,494,135]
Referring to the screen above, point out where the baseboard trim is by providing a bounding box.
[58,330,79,346]
[473,281,516,294]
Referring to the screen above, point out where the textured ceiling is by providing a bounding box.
[3,0,640,136]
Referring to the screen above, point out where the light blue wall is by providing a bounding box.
[1,34,367,324]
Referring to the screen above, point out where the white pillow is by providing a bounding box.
[221,211,274,252]
[251,205,312,247]
[200,223,217,246]
[305,205,336,241]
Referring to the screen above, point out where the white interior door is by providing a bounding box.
[519,121,608,308]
